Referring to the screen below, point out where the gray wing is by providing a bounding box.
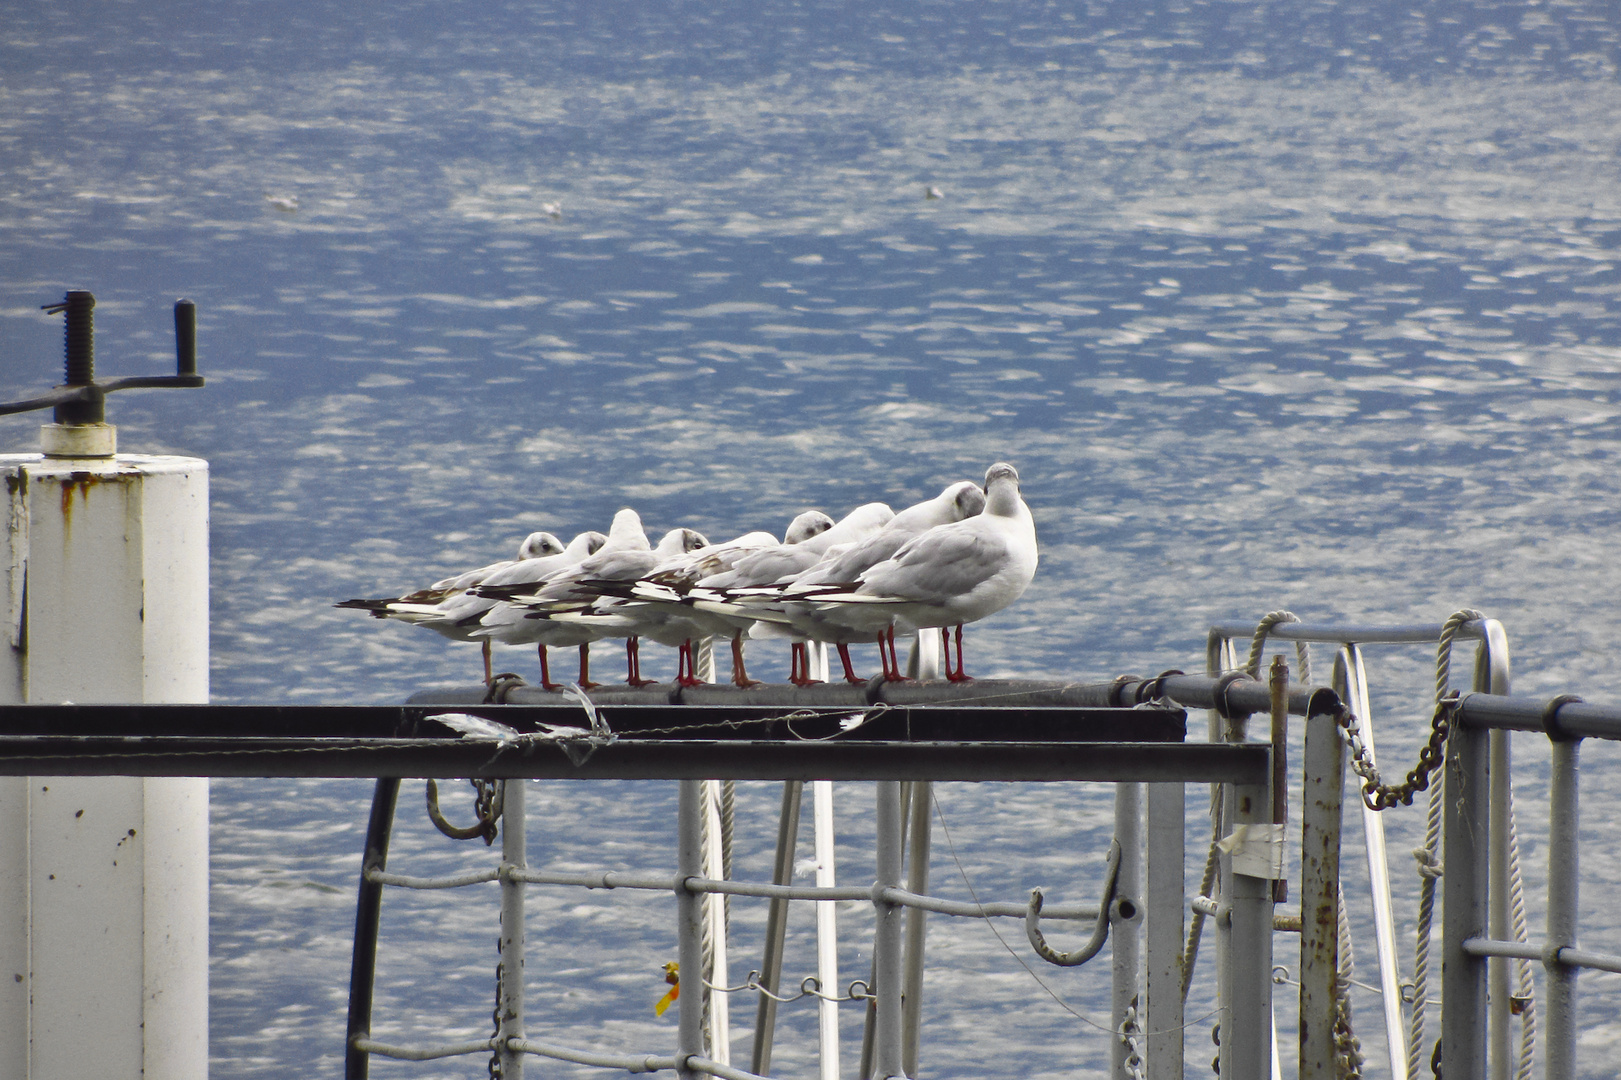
[856,526,1011,604]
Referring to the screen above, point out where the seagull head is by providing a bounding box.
[784,510,836,544]
[518,532,566,559]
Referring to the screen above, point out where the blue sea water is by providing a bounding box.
[4,1,1621,1076]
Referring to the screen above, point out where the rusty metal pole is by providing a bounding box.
[1299,695,1344,1080]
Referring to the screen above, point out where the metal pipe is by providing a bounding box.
[352,1038,500,1062]
[750,781,802,1077]
[174,300,197,376]
[1112,782,1143,1080]
[1145,781,1184,1080]
[873,781,907,1079]
[1474,623,1512,1080]
[1298,707,1342,1080]
[813,780,841,1080]
[1209,621,1493,646]
[900,780,931,1078]
[0,736,1268,784]
[497,780,526,1080]
[1442,713,1489,1080]
[686,1055,776,1080]
[344,778,401,1080]
[1224,769,1273,1080]
[1545,738,1580,1080]
[508,1038,674,1072]
[678,780,707,1080]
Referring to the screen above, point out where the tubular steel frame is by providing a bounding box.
[5,654,1621,1078]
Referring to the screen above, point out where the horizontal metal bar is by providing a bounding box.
[686,1055,772,1080]
[0,698,1186,742]
[1559,948,1621,976]
[1462,937,1621,976]
[880,885,1099,921]
[1453,693,1621,742]
[1461,937,1542,962]
[368,863,1102,921]
[513,868,678,891]
[1209,621,1486,646]
[366,867,501,890]
[508,1038,676,1073]
[351,1037,496,1061]
[0,736,1264,783]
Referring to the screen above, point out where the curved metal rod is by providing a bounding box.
[345,778,401,1080]
[1026,839,1122,967]
[424,778,502,843]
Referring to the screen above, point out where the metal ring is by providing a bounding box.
[1542,694,1584,743]
[1211,670,1251,720]
[1109,674,1141,708]
[1136,668,1185,705]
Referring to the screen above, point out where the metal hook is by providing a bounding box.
[1026,839,1123,967]
[425,778,503,844]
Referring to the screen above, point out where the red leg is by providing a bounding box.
[576,643,601,690]
[945,624,974,682]
[536,644,565,692]
[790,642,823,687]
[730,635,762,688]
[626,635,657,687]
[837,643,864,684]
[881,626,911,682]
[675,639,705,687]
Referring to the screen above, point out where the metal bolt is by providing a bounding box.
[62,290,95,386]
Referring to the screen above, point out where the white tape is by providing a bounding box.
[1217,822,1286,880]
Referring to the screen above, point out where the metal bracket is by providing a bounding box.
[0,290,204,422]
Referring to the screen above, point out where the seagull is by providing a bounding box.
[695,481,986,683]
[793,464,1035,682]
[336,531,579,682]
[477,519,709,688]
[572,510,840,687]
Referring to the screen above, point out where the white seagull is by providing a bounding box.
[798,463,1035,682]
[695,481,987,683]
[476,517,709,688]
[336,531,579,682]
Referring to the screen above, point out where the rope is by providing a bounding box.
[1243,610,1313,686]
[1335,882,1364,1079]
[1508,801,1537,1080]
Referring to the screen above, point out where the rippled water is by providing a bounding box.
[5,1,1621,1077]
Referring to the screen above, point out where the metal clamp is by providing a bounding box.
[0,290,204,423]
[1026,839,1123,967]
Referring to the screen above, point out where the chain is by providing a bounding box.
[1119,995,1147,1080]
[1332,694,1457,812]
[1333,971,1365,1079]
[489,937,505,1080]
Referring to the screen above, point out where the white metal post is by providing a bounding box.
[813,779,842,1080]
[702,779,731,1065]
[0,452,209,1080]
[1544,738,1579,1080]
[1112,782,1143,1079]
[1145,781,1184,1080]
[873,781,907,1079]
[677,780,706,1080]
[498,780,526,1080]
[1336,646,1409,1080]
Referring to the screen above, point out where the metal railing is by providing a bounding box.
[339,684,1269,1080]
[6,618,1621,1079]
